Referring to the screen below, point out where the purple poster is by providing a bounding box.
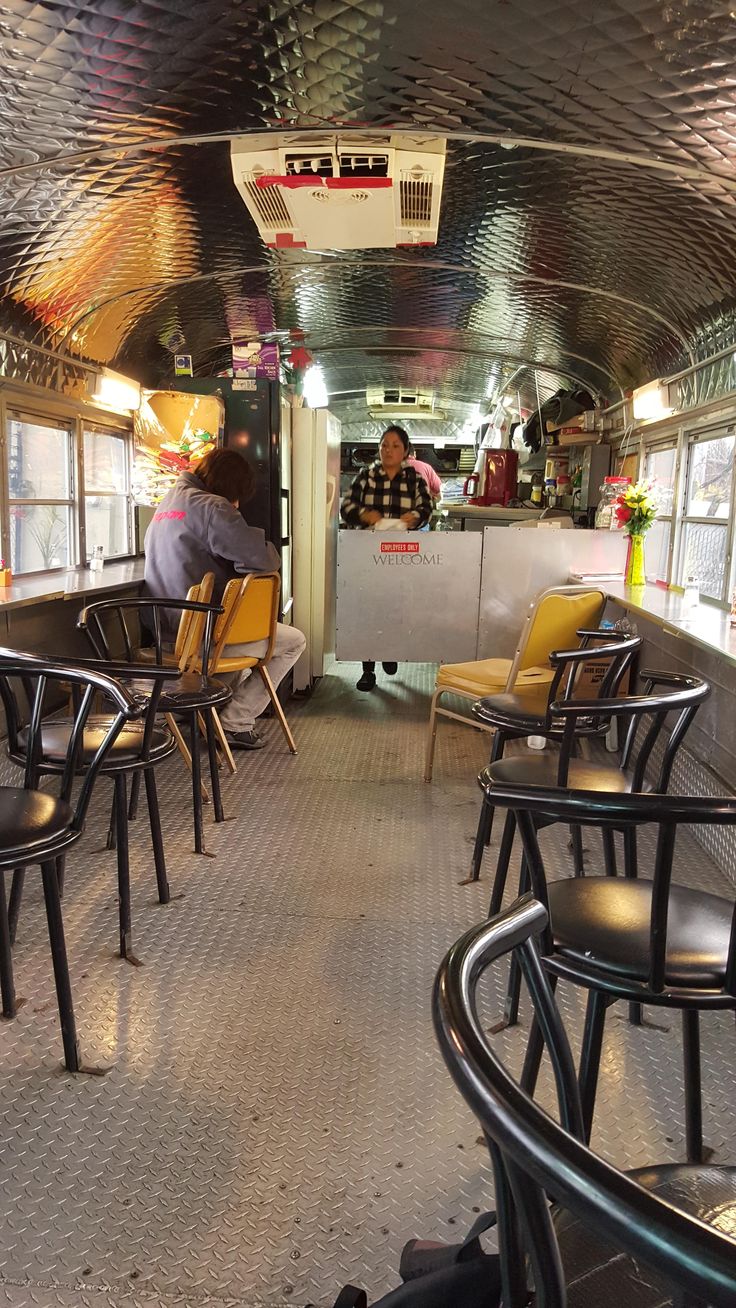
[232,341,280,379]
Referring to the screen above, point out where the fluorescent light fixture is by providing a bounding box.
[90,368,141,413]
[303,364,328,408]
[632,380,672,423]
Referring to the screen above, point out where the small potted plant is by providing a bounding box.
[614,481,658,587]
[0,558,12,587]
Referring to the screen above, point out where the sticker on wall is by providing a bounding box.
[174,354,193,377]
[232,341,280,380]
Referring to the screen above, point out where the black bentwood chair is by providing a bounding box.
[0,651,141,1072]
[469,629,642,884]
[484,785,736,1165]
[433,896,736,1308]
[7,656,179,965]
[77,595,229,856]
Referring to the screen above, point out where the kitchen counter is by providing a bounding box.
[0,559,145,613]
[442,503,544,526]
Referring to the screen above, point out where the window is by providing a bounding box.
[83,427,132,559]
[644,444,677,583]
[678,432,735,601]
[7,415,75,573]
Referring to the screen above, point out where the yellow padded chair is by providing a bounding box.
[424,585,606,781]
[201,572,297,754]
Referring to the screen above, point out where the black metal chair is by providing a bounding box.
[483,784,736,1164]
[433,894,736,1307]
[7,656,179,965]
[481,671,709,1031]
[0,650,141,1072]
[77,594,230,856]
[469,629,642,884]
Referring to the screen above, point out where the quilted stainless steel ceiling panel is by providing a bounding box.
[1,0,736,411]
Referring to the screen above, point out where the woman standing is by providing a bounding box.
[340,424,432,692]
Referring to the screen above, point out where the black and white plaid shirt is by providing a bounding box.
[341,460,433,528]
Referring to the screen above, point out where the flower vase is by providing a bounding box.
[625,532,646,588]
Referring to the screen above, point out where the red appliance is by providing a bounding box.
[463,449,518,506]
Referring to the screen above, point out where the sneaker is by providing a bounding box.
[225,729,266,750]
[382,662,398,675]
[356,670,376,692]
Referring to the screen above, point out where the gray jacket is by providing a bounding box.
[144,471,280,637]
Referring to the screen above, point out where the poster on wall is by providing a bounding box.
[232,341,280,379]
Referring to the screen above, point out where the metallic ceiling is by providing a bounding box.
[1,0,736,413]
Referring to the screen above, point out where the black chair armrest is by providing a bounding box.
[77,597,223,626]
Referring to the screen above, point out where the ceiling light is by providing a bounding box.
[303,365,328,408]
[89,368,141,413]
[632,380,672,423]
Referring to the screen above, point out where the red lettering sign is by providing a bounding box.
[153,510,186,522]
[380,541,420,553]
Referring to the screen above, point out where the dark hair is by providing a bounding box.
[195,447,256,505]
[381,424,410,453]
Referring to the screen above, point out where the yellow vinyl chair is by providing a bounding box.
[202,572,297,755]
[424,585,606,781]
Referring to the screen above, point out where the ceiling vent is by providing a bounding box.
[366,386,446,419]
[231,133,446,250]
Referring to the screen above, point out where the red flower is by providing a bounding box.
[615,505,632,524]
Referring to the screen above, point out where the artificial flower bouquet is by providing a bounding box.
[614,480,658,535]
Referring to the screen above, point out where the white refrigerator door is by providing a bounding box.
[291,407,341,689]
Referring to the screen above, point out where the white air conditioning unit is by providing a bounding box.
[365,386,445,419]
[231,133,446,250]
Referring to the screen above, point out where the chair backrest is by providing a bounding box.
[211,573,281,666]
[551,669,709,792]
[0,649,140,829]
[509,587,607,685]
[487,785,736,999]
[433,895,736,1308]
[174,572,215,670]
[78,594,221,675]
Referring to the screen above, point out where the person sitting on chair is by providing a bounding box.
[144,447,306,750]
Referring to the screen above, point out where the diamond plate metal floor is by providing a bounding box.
[0,662,733,1308]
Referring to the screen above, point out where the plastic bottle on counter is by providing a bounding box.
[682,574,700,615]
[90,544,104,573]
[530,473,543,506]
[730,589,736,628]
[595,476,631,530]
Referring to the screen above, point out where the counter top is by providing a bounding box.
[0,559,145,613]
[443,504,542,521]
[602,580,736,669]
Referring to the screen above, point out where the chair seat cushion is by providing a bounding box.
[436,657,554,699]
[556,1164,736,1305]
[548,877,733,988]
[207,655,258,673]
[473,687,552,731]
[18,718,175,768]
[126,671,231,711]
[0,787,76,862]
[486,753,631,793]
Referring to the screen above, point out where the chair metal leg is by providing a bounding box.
[520,975,557,1099]
[114,774,135,962]
[483,732,506,847]
[144,768,170,904]
[56,856,65,897]
[106,789,117,850]
[40,859,80,1072]
[469,797,492,883]
[487,851,528,1034]
[190,714,205,854]
[0,872,17,1020]
[623,827,638,878]
[166,713,210,802]
[602,828,618,876]
[570,825,585,876]
[578,989,608,1143]
[487,811,517,914]
[8,867,25,945]
[128,771,141,821]
[259,666,297,754]
[424,690,441,782]
[682,1008,704,1163]
[211,709,237,774]
[204,711,225,823]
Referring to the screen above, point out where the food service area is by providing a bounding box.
[0,4,735,1307]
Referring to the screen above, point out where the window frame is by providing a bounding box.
[81,422,134,561]
[0,389,136,579]
[641,436,682,586]
[5,409,77,576]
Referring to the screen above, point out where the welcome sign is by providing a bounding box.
[336,531,482,662]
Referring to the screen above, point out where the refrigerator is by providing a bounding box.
[291,406,342,690]
[172,377,293,617]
